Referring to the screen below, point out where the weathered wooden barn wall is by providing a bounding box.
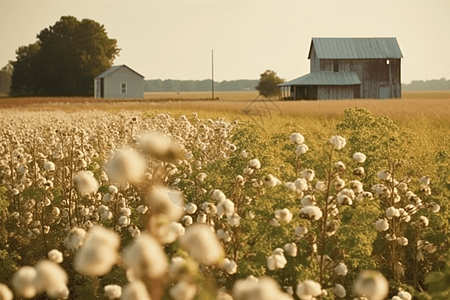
[310,44,320,73]
[317,85,358,100]
[316,59,401,98]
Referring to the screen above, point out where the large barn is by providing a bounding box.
[279,38,403,100]
[94,65,144,99]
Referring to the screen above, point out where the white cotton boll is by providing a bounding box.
[248,158,261,169]
[353,152,367,163]
[274,208,293,223]
[299,206,323,220]
[267,249,287,270]
[377,170,391,181]
[73,171,99,196]
[185,203,198,214]
[430,202,440,213]
[168,257,188,279]
[334,177,345,190]
[118,216,130,227]
[295,225,308,237]
[223,258,238,274]
[108,185,119,194]
[386,207,400,219]
[270,218,280,227]
[202,202,217,215]
[169,280,198,300]
[315,181,327,192]
[121,207,132,217]
[334,262,348,276]
[264,174,281,187]
[105,147,147,184]
[197,213,207,223]
[212,189,227,202]
[353,270,388,300]
[12,266,37,298]
[337,189,355,205]
[146,186,185,221]
[243,167,254,175]
[283,243,297,257]
[217,199,235,218]
[301,195,316,207]
[294,178,308,192]
[397,290,412,300]
[44,161,55,171]
[33,260,68,298]
[240,149,248,158]
[104,284,122,300]
[48,249,63,264]
[295,144,309,155]
[296,280,322,300]
[121,281,151,300]
[418,175,430,185]
[0,283,13,300]
[137,205,148,214]
[397,237,408,246]
[350,180,364,194]
[419,216,429,226]
[217,229,231,242]
[180,223,224,265]
[65,227,87,251]
[122,233,168,279]
[301,169,315,181]
[290,133,305,144]
[137,131,182,161]
[397,182,408,192]
[375,219,389,231]
[103,193,113,203]
[74,225,120,276]
[233,276,291,300]
[228,213,241,227]
[329,135,346,150]
[331,284,346,298]
[182,215,193,226]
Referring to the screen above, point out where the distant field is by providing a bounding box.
[144,91,259,101]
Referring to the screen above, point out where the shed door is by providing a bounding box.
[100,78,104,98]
[379,86,390,99]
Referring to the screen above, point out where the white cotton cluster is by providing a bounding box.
[73,171,99,196]
[48,249,63,264]
[353,270,389,300]
[232,276,292,300]
[217,229,232,242]
[11,266,38,298]
[337,188,355,205]
[290,133,305,144]
[74,225,120,276]
[386,207,400,219]
[185,203,197,214]
[301,169,315,181]
[296,280,322,300]
[393,290,412,300]
[137,131,182,160]
[274,208,293,223]
[248,158,261,169]
[64,227,87,251]
[0,283,13,300]
[377,170,392,181]
[105,147,147,184]
[217,199,235,217]
[44,161,55,171]
[294,178,308,192]
[180,223,224,265]
[153,221,185,244]
[227,213,241,227]
[296,144,309,155]
[375,219,389,231]
[299,206,323,220]
[315,181,327,192]
[329,135,346,150]
[104,284,122,299]
[222,258,238,274]
[212,189,227,202]
[353,152,367,163]
[264,174,282,187]
[121,281,151,300]
[295,225,308,237]
[122,233,168,279]
[334,262,348,276]
[169,280,198,300]
[267,248,287,270]
[145,186,185,221]
[283,243,298,257]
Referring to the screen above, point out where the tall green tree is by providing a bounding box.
[0,63,13,95]
[11,16,120,96]
[255,70,284,97]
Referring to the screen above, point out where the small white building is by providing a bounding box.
[94,65,144,99]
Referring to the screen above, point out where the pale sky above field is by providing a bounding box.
[1,0,449,83]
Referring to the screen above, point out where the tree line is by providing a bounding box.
[402,78,450,90]
[144,79,259,92]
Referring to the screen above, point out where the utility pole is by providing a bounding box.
[212,49,214,100]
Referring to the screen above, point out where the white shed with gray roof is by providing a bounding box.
[94,65,144,99]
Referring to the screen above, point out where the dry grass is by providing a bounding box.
[144,91,258,101]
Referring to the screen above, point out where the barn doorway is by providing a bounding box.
[100,78,104,98]
[379,86,390,99]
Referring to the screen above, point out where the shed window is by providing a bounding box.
[121,83,127,94]
[333,60,339,72]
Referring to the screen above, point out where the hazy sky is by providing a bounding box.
[1,0,449,83]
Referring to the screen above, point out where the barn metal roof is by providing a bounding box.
[95,65,145,79]
[308,38,403,59]
[278,71,361,86]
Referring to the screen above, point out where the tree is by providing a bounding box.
[10,16,120,96]
[0,62,13,95]
[255,70,284,97]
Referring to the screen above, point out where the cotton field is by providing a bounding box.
[0,108,448,300]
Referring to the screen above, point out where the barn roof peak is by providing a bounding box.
[95,65,145,79]
[308,37,403,59]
